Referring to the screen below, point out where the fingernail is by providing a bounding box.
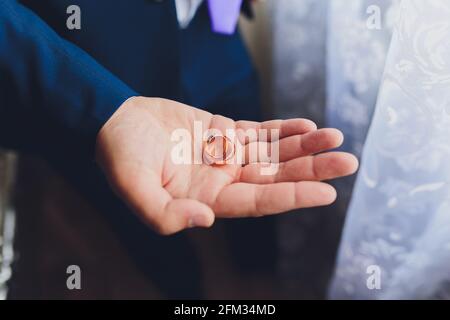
[188,215,209,228]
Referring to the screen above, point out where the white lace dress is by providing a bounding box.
[272,0,450,299]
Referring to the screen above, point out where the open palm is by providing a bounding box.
[96,97,358,235]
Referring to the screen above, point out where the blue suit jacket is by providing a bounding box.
[0,0,264,298]
[0,0,260,155]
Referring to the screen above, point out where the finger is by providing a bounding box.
[214,181,337,218]
[243,128,344,164]
[239,152,359,184]
[115,172,215,235]
[235,118,317,144]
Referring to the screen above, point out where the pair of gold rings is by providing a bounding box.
[203,134,235,166]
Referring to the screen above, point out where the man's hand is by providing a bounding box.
[96,97,358,235]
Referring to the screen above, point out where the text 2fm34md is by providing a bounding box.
[174,304,276,317]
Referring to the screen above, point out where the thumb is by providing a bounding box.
[155,198,216,235]
[116,173,215,235]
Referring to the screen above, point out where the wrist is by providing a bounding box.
[95,95,140,167]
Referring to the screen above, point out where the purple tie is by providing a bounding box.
[207,0,243,35]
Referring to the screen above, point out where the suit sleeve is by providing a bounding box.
[0,0,137,155]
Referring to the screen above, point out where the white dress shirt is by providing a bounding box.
[175,0,204,28]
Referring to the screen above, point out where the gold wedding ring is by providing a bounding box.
[203,134,235,166]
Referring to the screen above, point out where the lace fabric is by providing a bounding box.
[330,0,450,299]
[272,0,450,299]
